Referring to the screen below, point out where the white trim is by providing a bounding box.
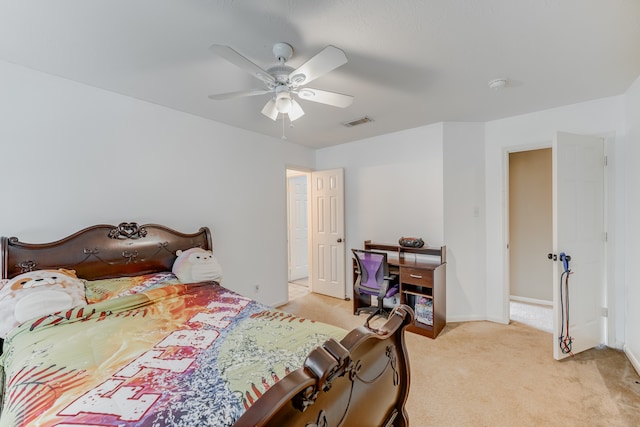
[484,315,510,325]
[509,295,552,307]
[624,344,640,376]
[448,315,497,323]
[598,132,618,348]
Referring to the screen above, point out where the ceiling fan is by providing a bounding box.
[208,42,354,122]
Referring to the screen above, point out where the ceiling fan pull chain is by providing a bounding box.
[281,114,287,140]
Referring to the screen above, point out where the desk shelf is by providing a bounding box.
[362,241,447,339]
[363,240,446,263]
[402,289,432,298]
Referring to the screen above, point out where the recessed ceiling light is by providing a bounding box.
[488,78,508,89]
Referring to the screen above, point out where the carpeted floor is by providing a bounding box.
[280,290,640,427]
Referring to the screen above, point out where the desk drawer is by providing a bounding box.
[401,267,433,287]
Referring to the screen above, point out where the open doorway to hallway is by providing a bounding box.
[508,148,553,332]
[286,168,311,301]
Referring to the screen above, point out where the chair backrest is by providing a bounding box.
[352,249,389,290]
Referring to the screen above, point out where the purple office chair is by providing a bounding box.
[352,249,399,326]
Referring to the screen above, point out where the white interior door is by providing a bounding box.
[287,174,308,281]
[552,132,605,360]
[310,168,346,299]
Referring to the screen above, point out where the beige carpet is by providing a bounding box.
[280,291,640,427]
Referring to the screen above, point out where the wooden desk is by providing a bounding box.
[354,241,447,339]
[396,257,446,338]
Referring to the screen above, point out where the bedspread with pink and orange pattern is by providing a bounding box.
[0,282,345,426]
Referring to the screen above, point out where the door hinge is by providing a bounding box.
[601,307,608,317]
[603,156,608,166]
[603,232,608,242]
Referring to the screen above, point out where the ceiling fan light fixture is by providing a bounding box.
[261,98,278,121]
[288,99,305,121]
[275,91,293,113]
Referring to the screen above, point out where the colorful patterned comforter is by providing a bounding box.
[0,282,346,426]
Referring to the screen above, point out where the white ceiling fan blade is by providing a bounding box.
[297,88,354,108]
[261,98,278,121]
[208,89,271,100]
[210,44,276,85]
[288,45,347,87]
[288,99,305,121]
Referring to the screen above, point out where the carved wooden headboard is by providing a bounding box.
[1,222,212,280]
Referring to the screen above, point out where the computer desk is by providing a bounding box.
[354,241,447,339]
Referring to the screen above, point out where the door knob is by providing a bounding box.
[337,238,343,243]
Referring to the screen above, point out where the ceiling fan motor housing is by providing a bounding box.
[267,65,295,85]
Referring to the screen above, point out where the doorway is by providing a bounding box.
[506,133,605,359]
[286,168,310,301]
[508,148,553,332]
[286,167,347,301]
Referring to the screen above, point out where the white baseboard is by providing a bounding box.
[623,344,640,376]
[485,315,510,325]
[510,295,553,306]
[447,314,494,323]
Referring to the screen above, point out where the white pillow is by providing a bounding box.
[172,248,222,283]
[0,269,87,338]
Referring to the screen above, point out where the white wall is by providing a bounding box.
[442,122,487,321]
[0,60,315,307]
[316,124,444,298]
[484,96,627,343]
[624,75,640,372]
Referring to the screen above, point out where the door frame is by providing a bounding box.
[285,166,347,301]
[286,170,310,282]
[285,167,312,297]
[502,141,552,326]
[501,133,615,351]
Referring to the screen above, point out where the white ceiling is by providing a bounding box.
[1,0,639,149]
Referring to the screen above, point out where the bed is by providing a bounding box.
[0,222,413,426]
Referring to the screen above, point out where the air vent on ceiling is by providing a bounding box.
[342,116,374,127]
